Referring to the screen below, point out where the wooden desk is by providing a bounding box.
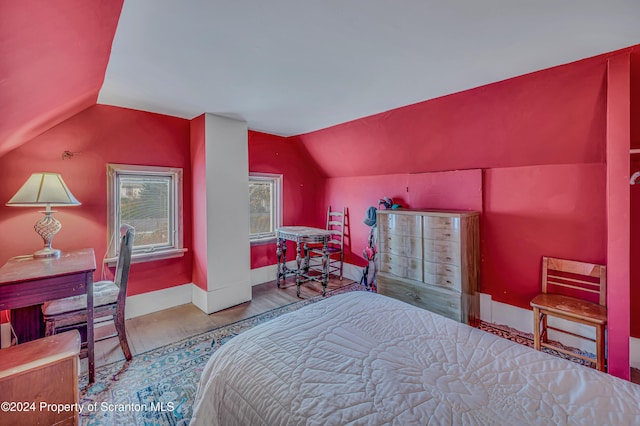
[276,226,331,297]
[0,249,96,383]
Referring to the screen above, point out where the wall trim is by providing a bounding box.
[250,264,278,286]
[125,283,192,319]
[1,323,11,348]
[480,292,640,369]
[123,261,363,320]
[480,292,596,352]
[192,283,251,314]
[630,337,640,369]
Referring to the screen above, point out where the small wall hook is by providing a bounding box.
[62,150,79,160]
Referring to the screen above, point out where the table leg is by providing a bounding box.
[276,237,283,288]
[302,243,310,273]
[295,242,302,297]
[321,237,329,296]
[87,272,95,383]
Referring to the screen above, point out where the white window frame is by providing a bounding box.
[249,172,283,244]
[106,164,186,265]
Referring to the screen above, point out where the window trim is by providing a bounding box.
[249,172,283,244]
[106,163,186,265]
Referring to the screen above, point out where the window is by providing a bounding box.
[107,164,185,264]
[249,173,282,243]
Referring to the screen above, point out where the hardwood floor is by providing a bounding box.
[87,276,640,386]
[87,277,354,372]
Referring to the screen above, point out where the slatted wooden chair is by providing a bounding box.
[530,256,607,371]
[307,206,346,280]
[43,225,135,363]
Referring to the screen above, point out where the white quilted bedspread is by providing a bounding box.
[190,291,640,426]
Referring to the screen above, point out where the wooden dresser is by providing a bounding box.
[0,330,81,425]
[376,209,480,324]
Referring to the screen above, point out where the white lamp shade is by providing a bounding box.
[6,172,81,207]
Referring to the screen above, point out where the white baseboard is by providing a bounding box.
[192,283,252,314]
[1,323,11,348]
[630,337,640,369]
[250,264,277,286]
[478,293,640,367]
[480,293,597,353]
[482,298,535,336]
[125,284,193,319]
[342,262,364,282]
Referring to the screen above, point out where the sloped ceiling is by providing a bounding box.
[2,1,640,157]
[0,0,123,158]
[99,0,640,136]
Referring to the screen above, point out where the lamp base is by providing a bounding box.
[33,210,62,259]
[34,247,61,258]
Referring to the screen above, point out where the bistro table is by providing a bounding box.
[276,226,332,297]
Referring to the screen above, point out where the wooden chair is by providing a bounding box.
[530,256,607,371]
[307,206,346,280]
[43,225,135,364]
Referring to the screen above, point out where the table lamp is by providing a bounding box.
[6,172,81,258]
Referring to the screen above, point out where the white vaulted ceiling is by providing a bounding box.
[99,0,640,136]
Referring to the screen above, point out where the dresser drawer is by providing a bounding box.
[424,216,460,230]
[424,226,459,242]
[377,273,462,322]
[379,253,422,281]
[379,234,421,258]
[379,252,407,276]
[423,262,461,291]
[424,240,460,265]
[378,213,421,236]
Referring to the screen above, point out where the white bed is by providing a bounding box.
[191,291,640,425]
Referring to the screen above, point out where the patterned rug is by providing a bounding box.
[478,320,596,367]
[79,286,596,425]
[79,282,368,425]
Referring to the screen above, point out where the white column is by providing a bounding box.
[193,113,251,313]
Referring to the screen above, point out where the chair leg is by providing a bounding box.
[533,307,541,351]
[114,311,132,361]
[339,253,343,280]
[44,320,56,337]
[596,325,605,372]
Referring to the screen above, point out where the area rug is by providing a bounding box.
[78,282,367,426]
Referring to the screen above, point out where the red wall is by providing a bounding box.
[632,158,640,337]
[322,170,483,267]
[295,52,611,313]
[630,53,640,338]
[606,53,632,378]
[484,164,606,307]
[248,131,327,268]
[0,105,193,296]
[296,57,607,177]
[190,114,208,291]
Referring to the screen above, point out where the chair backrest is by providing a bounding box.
[326,206,345,250]
[114,225,135,306]
[541,256,607,306]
